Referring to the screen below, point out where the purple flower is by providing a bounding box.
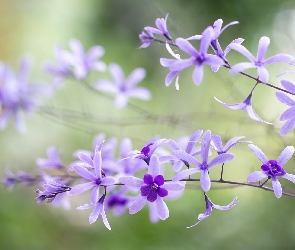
[105,193,131,217]
[0,57,50,131]
[247,144,295,198]
[214,93,271,124]
[187,194,238,228]
[95,63,151,109]
[172,130,234,192]
[276,79,295,135]
[43,44,72,88]
[139,31,154,48]
[229,36,294,83]
[36,147,65,170]
[161,27,224,86]
[36,180,71,205]
[69,142,117,203]
[144,14,172,40]
[62,39,106,79]
[76,194,111,229]
[211,134,249,154]
[119,155,185,221]
[122,138,166,165]
[160,130,203,172]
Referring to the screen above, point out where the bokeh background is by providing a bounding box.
[1,0,295,249]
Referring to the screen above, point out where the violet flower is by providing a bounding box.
[144,14,172,41]
[36,147,65,170]
[69,142,117,203]
[95,63,151,109]
[61,39,106,79]
[276,79,295,135]
[162,27,224,85]
[119,155,185,221]
[76,194,111,229]
[0,57,50,131]
[229,36,294,83]
[160,130,203,172]
[247,144,295,198]
[43,44,72,88]
[187,194,238,228]
[36,180,71,205]
[172,130,234,192]
[214,93,271,124]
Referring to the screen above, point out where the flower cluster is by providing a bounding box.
[3,13,295,233]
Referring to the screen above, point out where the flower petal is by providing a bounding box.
[129,196,147,214]
[272,179,282,198]
[277,146,294,166]
[156,197,169,220]
[247,171,267,182]
[172,168,200,181]
[119,176,143,187]
[248,144,268,164]
[200,170,211,192]
[70,182,95,195]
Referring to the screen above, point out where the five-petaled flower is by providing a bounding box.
[229,36,294,83]
[247,144,295,198]
[95,63,151,109]
[172,130,235,192]
[69,141,117,203]
[119,154,185,221]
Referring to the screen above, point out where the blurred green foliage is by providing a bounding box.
[1,0,295,249]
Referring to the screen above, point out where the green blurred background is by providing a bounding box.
[2,0,295,249]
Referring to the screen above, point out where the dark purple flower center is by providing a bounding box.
[140,174,168,202]
[107,195,128,208]
[261,160,286,177]
[196,55,205,64]
[95,178,102,185]
[141,143,153,156]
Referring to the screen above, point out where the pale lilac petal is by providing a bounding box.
[160,58,177,67]
[127,87,151,100]
[248,144,268,164]
[129,196,147,214]
[148,155,160,177]
[156,197,169,220]
[276,92,295,106]
[173,161,183,172]
[257,36,270,62]
[89,203,102,224]
[224,136,245,152]
[214,96,245,110]
[148,202,159,224]
[186,130,203,154]
[78,152,93,166]
[169,58,195,72]
[173,150,201,167]
[162,182,185,191]
[213,196,239,210]
[95,80,118,93]
[229,43,255,62]
[280,116,295,135]
[192,65,204,85]
[115,93,128,109]
[224,38,244,56]
[91,61,106,72]
[165,71,179,86]
[76,203,94,210]
[200,27,213,54]
[264,54,294,65]
[119,176,143,187]
[277,146,294,166]
[86,46,104,64]
[280,107,295,121]
[208,153,234,168]
[229,62,255,74]
[109,63,125,85]
[247,171,267,182]
[204,55,224,67]
[257,66,269,83]
[101,176,117,186]
[176,38,199,57]
[211,135,223,152]
[100,206,111,230]
[90,186,100,203]
[280,79,295,94]
[281,173,295,184]
[93,152,102,179]
[201,130,211,163]
[172,168,200,181]
[72,166,96,181]
[70,182,95,195]
[126,68,146,88]
[272,179,282,198]
[220,21,239,35]
[245,105,271,124]
[200,170,211,192]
